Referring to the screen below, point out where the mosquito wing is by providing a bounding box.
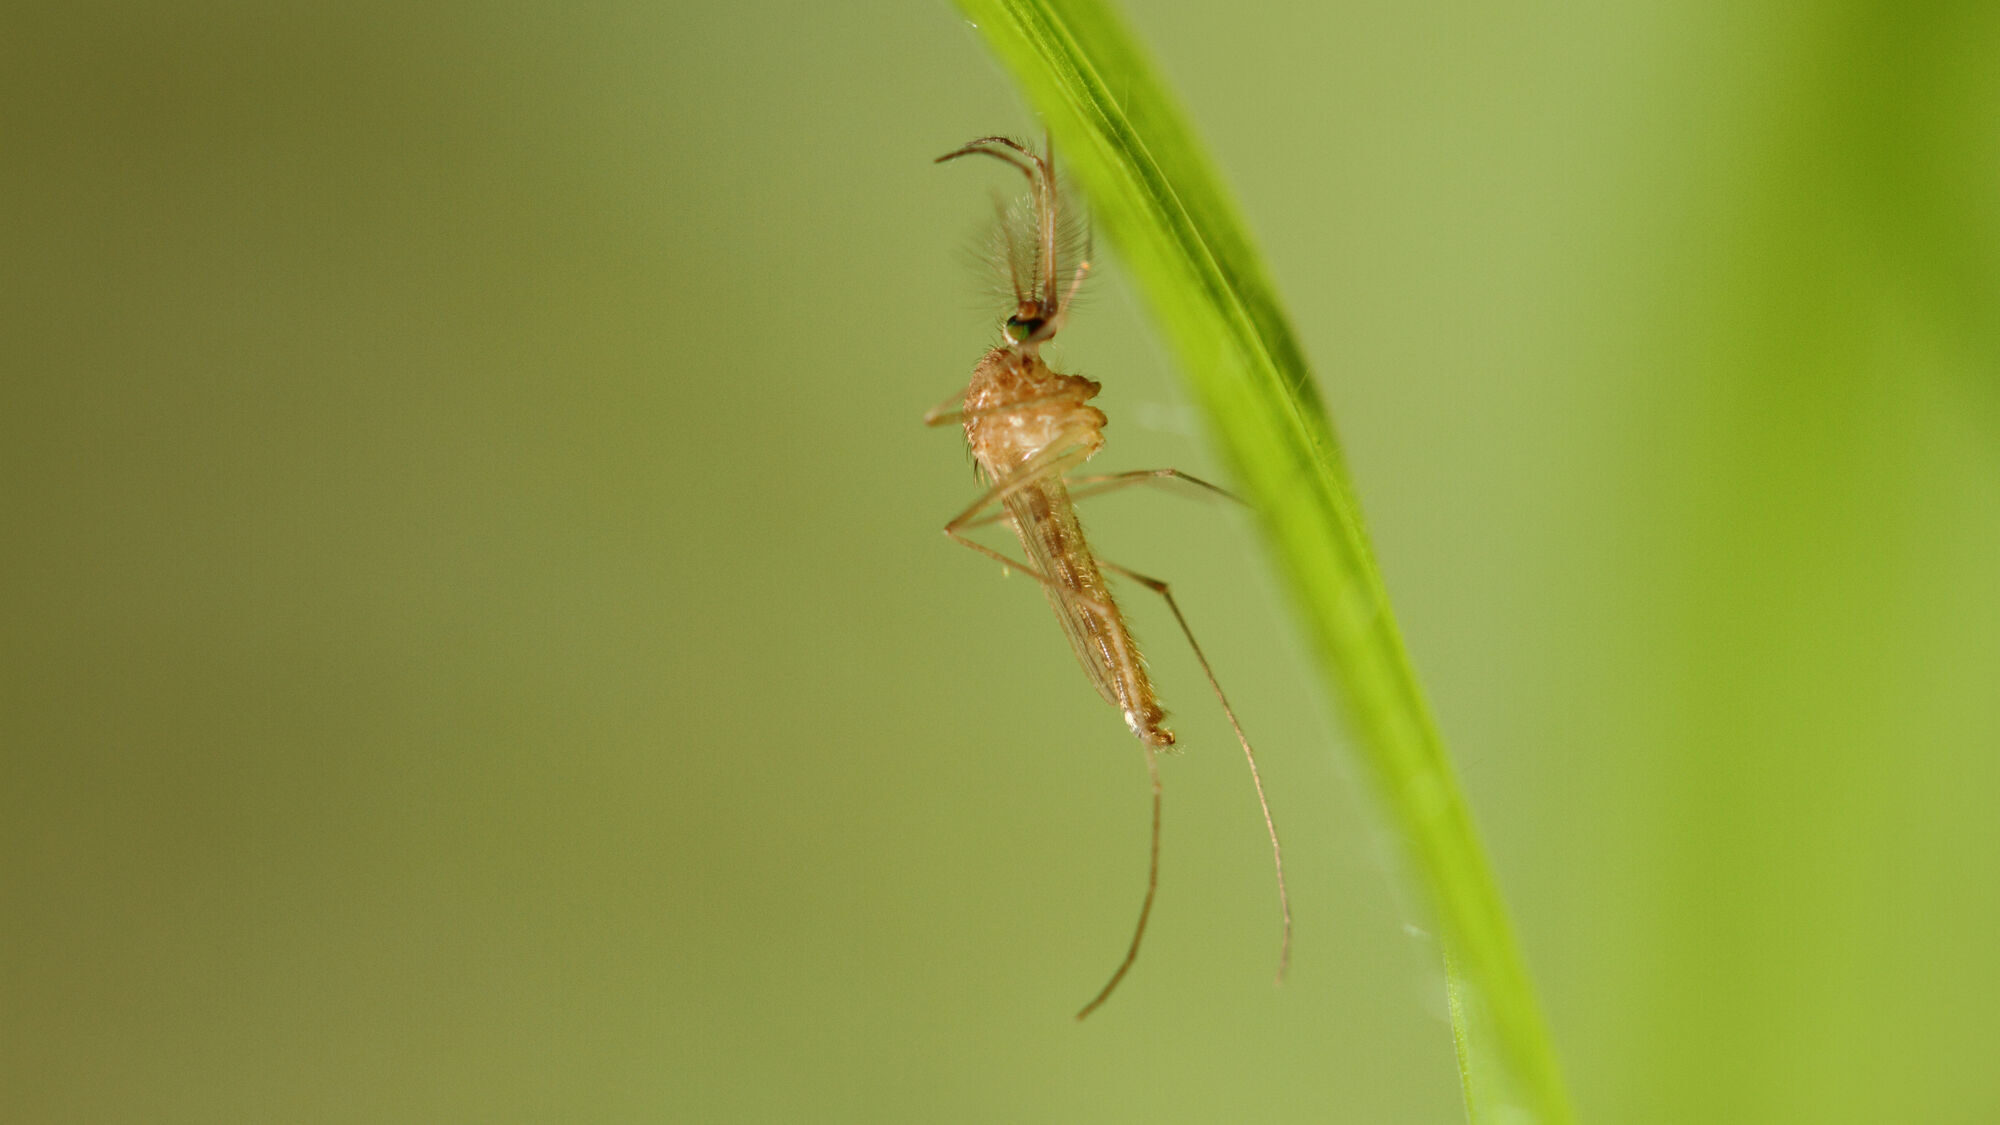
[1002,476,1125,709]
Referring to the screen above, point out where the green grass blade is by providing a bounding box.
[950,2,1574,1121]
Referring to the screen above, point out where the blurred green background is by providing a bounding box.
[4,2,1996,1122]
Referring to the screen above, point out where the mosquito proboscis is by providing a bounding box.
[925,134,1291,1020]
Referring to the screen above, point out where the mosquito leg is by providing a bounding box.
[1098,558,1292,984]
[941,530,1114,620]
[1075,744,1161,1021]
[922,385,972,427]
[944,425,1098,526]
[1065,468,1243,506]
[955,468,1242,533]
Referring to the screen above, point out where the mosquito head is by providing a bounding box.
[938,135,1086,351]
[1003,299,1054,346]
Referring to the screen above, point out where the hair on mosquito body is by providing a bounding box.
[948,187,1092,325]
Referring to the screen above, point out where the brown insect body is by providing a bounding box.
[930,135,1286,1021]
[960,347,1174,749]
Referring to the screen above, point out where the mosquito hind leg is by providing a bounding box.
[1098,558,1292,984]
[1075,744,1162,1021]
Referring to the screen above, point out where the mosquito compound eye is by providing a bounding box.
[1003,315,1047,343]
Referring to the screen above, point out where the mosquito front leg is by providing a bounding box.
[956,468,1242,533]
[1097,557,1292,983]
[922,385,973,427]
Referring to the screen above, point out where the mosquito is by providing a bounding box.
[924,134,1291,1020]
